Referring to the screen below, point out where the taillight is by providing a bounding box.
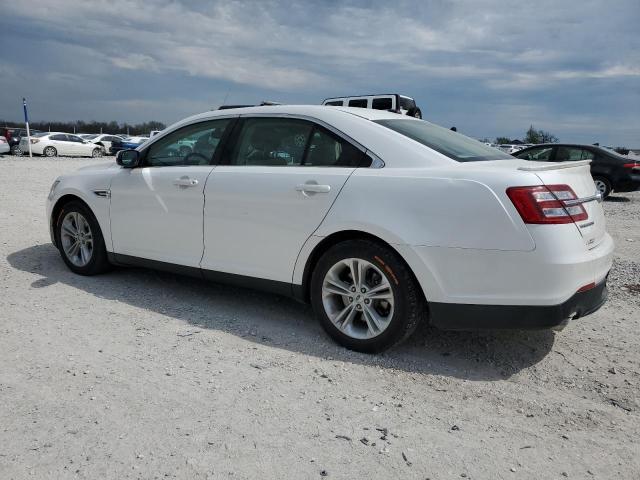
[506,184,588,224]
[623,163,640,171]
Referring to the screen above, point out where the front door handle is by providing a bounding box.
[173,177,199,187]
[295,183,331,194]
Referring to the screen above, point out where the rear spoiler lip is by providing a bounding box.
[517,160,592,171]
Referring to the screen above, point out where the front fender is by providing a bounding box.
[48,179,114,251]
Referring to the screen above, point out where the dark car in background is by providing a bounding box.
[1,127,42,155]
[109,136,149,155]
[514,144,640,198]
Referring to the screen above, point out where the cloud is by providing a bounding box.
[0,0,638,145]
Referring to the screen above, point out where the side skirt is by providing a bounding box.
[107,253,303,300]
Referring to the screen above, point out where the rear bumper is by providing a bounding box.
[430,277,608,330]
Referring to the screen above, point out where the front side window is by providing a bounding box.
[68,135,84,143]
[49,134,66,141]
[555,147,594,162]
[348,98,368,108]
[146,119,231,167]
[324,100,344,106]
[375,119,513,162]
[516,147,554,161]
[372,97,393,110]
[229,118,312,166]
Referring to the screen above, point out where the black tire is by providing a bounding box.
[44,146,57,157]
[11,145,22,156]
[310,239,426,353]
[54,200,111,275]
[92,147,103,158]
[593,176,612,199]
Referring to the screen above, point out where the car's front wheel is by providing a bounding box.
[92,147,104,158]
[55,201,110,275]
[310,239,425,353]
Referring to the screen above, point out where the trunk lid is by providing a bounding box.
[519,160,606,249]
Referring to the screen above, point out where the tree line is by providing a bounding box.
[488,125,559,145]
[487,125,630,154]
[0,120,166,136]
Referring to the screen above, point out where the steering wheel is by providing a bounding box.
[183,151,209,165]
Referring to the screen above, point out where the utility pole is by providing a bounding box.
[22,98,32,158]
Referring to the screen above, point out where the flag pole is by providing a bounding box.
[22,98,32,158]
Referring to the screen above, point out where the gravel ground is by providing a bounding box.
[1,155,639,479]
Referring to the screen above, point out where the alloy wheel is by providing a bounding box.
[60,212,93,267]
[321,258,395,340]
[594,179,607,196]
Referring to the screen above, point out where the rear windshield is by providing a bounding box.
[374,119,513,162]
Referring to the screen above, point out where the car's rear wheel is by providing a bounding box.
[593,176,612,199]
[11,145,22,155]
[92,147,103,158]
[44,146,57,157]
[55,201,110,275]
[310,239,425,353]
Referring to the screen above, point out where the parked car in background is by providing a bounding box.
[0,135,9,155]
[82,134,122,153]
[47,105,611,352]
[514,143,640,198]
[322,94,422,118]
[19,132,105,158]
[109,136,149,155]
[1,127,42,155]
[498,144,528,154]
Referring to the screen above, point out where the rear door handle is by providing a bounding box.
[173,177,199,187]
[295,183,331,194]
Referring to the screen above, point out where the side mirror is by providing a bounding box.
[116,149,140,168]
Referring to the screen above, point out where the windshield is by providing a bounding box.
[374,119,513,162]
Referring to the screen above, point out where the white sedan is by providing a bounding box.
[0,135,9,155]
[46,106,613,352]
[82,134,123,153]
[21,132,105,157]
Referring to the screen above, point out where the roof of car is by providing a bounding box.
[323,94,414,101]
[520,143,598,149]
[181,105,405,125]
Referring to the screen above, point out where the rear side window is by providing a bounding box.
[515,147,554,161]
[324,100,344,106]
[399,97,416,110]
[305,127,371,167]
[348,99,368,108]
[230,118,313,166]
[375,119,513,162]
[372,97,393,110]
[555,147,594,161]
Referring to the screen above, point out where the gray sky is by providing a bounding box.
[1,0,639,145]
